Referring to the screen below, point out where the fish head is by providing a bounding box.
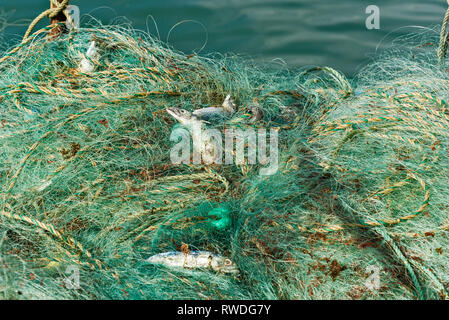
[250,105,264,122]
[211,255,240,275]
[222,94,236,113]
[166,107,194,125]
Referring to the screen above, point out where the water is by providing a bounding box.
[0,0,447,75]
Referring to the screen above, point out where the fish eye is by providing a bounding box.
[224,259,232,266]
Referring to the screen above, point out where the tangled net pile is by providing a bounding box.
[1,13,449,300]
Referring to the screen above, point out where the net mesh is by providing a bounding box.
[0,20,447,299]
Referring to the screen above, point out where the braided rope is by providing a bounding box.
[0,210,98,269]
[375,227,425,299]
[0,26,55,65]
[438,0,449,64]
[338,200,427,299]
[5,107,96,194]
[22,0,69,43]
[3,82,181,101]
[307,80,449,298]
[3,1,446,299]
[299,66,353,96]
[289,173,429,235]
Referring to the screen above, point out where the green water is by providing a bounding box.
[0,0,447,75]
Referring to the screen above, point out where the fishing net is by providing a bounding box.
[310,30,449,299]
[0,14,448,300]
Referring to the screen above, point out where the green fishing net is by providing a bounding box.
[0,18,448,300]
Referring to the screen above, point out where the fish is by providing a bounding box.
[166,107,219,164]
[166,107,199,127]
[222,94,237,114]
[192,107,228,122]
[249,105,264,123]
[146,251,240,275]
[280,104,300,122]
[192,94,236,122]
[80,41,99,73]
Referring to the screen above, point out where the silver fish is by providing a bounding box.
[166,107,219,164]
[146,251,239,275]
[166,107,198,127]
[249,105,264,123]
[221,94,237,114]
[192,94,236,122]
[192,107,228,121]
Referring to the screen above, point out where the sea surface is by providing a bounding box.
[0,0,447,75]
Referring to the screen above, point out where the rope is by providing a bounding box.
[338,199,426,299]
[22,0,69,43]
[0,26,54,65]
[3,0,447,299]
[0,210,95,264]
[299,66,353,96]
[438,0,449,64]
[375,227,425,299]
